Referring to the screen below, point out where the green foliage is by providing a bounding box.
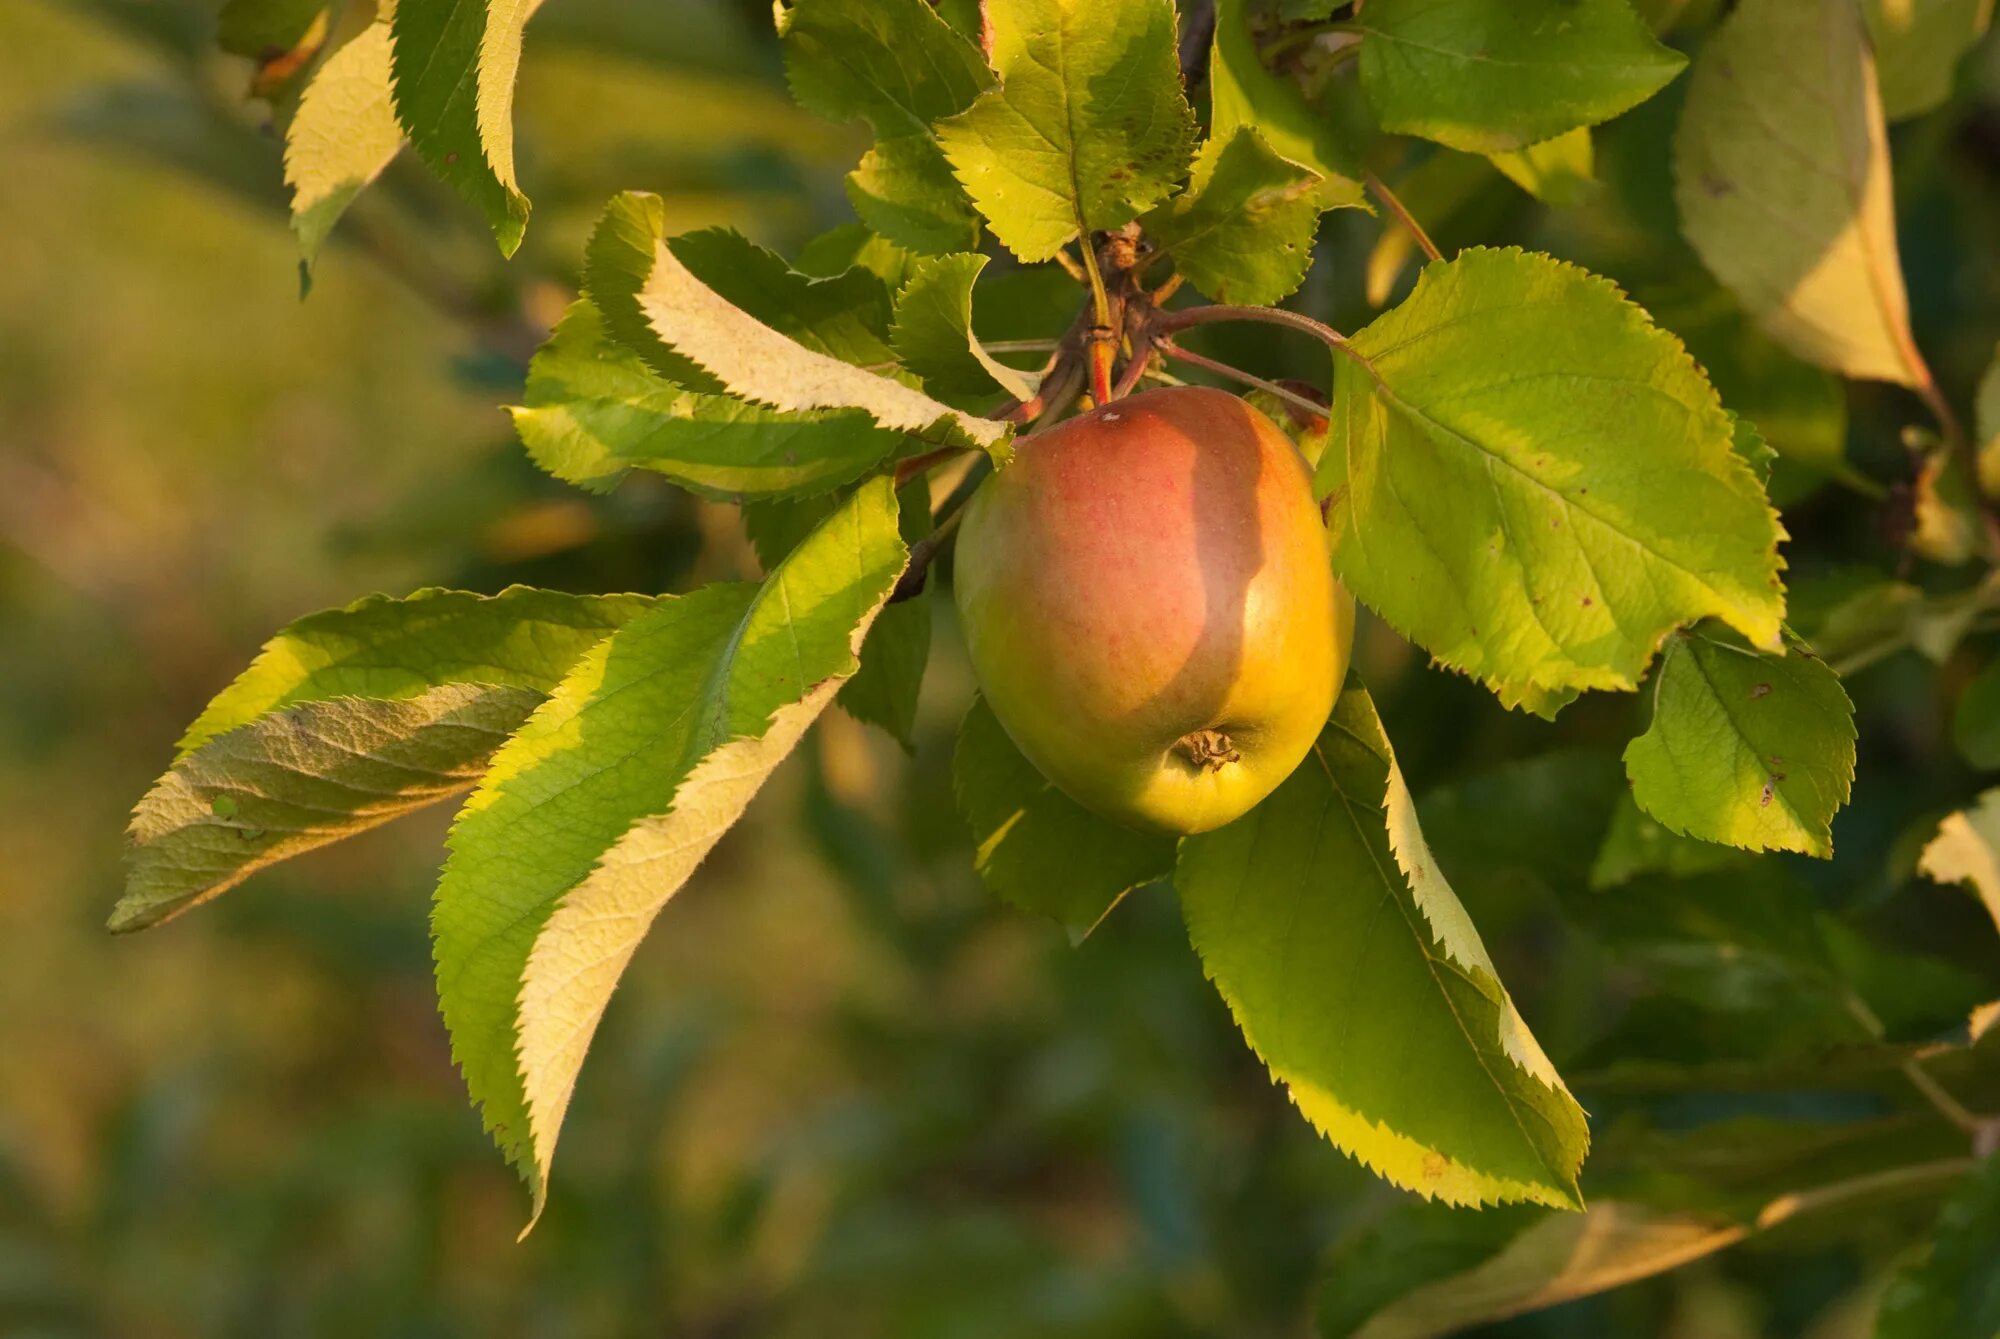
[90,0,2000,1323]
[432,479,905,1212]
[1355,0,1685,153]
[1179,683,1589,1210]
[1625,629,1857,858]
[953,695,1176,940]
[1876,1155,2000,1339]
[118,588,655,932]
[778,0,991,252]
[1863,0,1995,122]
[1139,129,1329,306]
[1674,0,1925,386]
[513,299,912,499]
[937,0,1196,262]
[390,0,539,255]
[891,253,1040,403]
[1207,0,1367,193]
[1318,247,1784,706]
[285,21,402,270]
[582,191,1011,460]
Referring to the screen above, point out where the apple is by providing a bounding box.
[953,385,1354,834]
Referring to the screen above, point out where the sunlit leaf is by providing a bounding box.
[1140,128,1332,306]
[1674,0,1924,385]
[953,695,1175,941]
[390,0,544,255]
[1356,0,1685,153]
[1319,247,1786,703]
[1862,0,1993,121]
[936,0,1195,262]
[118,588,654,932]
[1208,0,1368,197]
[891,253,1040,403]
[1919,789,2000,937]
[285,22,403,270]
[433,480,906,1218]
[1487,128,1597,207]
[1321,1201,1743,1339]
[512,299,909,499]
[1625,629,1855,857]
[778,0,992,253]
[1179,682,1588,1209]
[583,191,1010,459]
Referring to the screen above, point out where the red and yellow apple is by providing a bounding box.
[953,385,1354,834]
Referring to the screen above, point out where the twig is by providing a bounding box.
[1153,303,1378,383]
[980,339,1063,354]
[1155,338,1333,422]
[1365,171,1442,263]
[893,448,963,487]
[1110,334,1155,399]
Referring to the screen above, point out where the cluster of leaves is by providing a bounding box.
[112,0,2000,1330]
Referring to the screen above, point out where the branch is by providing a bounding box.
[1155,338,1332,422]
[1152,303,1379,385]
[1366,171,1443,264]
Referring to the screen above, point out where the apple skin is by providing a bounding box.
[953,385,1354,834]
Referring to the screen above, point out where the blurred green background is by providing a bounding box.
[5,2,2000,1336]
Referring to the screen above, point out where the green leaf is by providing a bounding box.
[794,224,916,292]
[1178,682,1588,1209]
[389,0,542,256]
[1318,247,1786,702]
[1139,129,1329,306]
[1912,443,1983,567]
[777,0,990,133]
[118,588,653,933]
[1625,629,1856,858]
[432,479,906,1216]
[836,480,934,749]
[1356,0,1685,153]
[666,227,898,367]
[121,687,540,936]
[583,192,1011,460]
[285,22,403,269]
[1319,1201,1743,1338]
[777,0,992,253]
[952,695,1175,942]
[1590,792,1744,890]
[1674,0,1924,385]
[936,0,1196,262]
[178,587,656,756]
[1920,789,2000,939]
[1862,0,1994,122]
[1953,658,2000,770]
[1487,128,1597,208]
[849,135,985,254]
[1729,412,1777,487]
[891,253,1040,403]
[1208,0,1368,194]
[512,300,908,500]
[1875,1156,2000,1339]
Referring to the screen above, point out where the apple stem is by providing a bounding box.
[1154,338,1333,424]
[1087,335,1116,405]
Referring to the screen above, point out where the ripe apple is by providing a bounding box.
[953,385,1354,834]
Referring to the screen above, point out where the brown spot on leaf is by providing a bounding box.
[1749,683,1771,699]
